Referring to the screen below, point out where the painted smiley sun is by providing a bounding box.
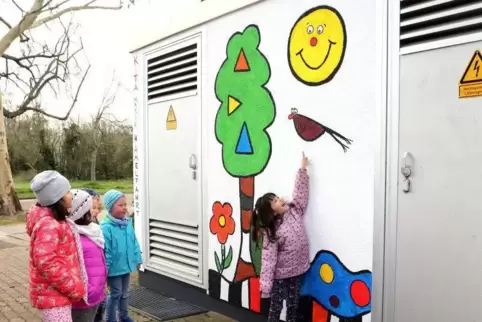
[288,6,347,86]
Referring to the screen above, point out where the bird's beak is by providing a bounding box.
[288,114,294,120]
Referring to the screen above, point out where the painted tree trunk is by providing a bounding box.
[234,176,257,282]
[233,176,263,312]
[0,93,22,216]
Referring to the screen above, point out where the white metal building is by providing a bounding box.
[129,0,482,321]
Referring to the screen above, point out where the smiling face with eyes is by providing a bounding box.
[288,6,347,86]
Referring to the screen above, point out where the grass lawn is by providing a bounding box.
[15,179,133,199]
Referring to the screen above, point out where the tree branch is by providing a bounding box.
[1,17,90,120]
[30,1,123,30]
[3,65,91,120]
[0,17,13,29]
[91,70,119,145]
[0,0,133,121]
[0,0,44,56]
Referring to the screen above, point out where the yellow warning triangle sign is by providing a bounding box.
[166,105,176,122]
[166,105,177,130]
[228,96,241,115]
[460,50,482,84]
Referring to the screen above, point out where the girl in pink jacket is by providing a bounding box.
[251,152,310,322]
[68,189,107,322]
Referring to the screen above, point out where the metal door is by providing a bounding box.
[145,35,204,286]
[393,41,482,321]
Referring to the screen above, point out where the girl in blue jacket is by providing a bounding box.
[101,190,142,322]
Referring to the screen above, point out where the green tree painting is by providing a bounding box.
[214,24,275,282]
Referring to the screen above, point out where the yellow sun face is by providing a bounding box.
[288,6,347,86]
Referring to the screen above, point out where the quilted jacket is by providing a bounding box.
[72,235,107,309]
[260,169,311,297]
[26,205,85,309]
[101,216,142,277]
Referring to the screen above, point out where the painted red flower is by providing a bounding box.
[210,201,235,244]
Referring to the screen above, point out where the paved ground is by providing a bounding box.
[0,224,234,322]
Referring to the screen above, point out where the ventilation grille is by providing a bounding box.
[400,0,482,48]
[148,219,200,277]
[147,43,198,102]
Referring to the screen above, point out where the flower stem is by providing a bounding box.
[220,244,226,274]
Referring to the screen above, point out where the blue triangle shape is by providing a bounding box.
[235,123,253,154]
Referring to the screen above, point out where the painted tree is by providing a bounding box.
[214,24,275,286]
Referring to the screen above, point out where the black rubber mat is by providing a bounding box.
[129,286,208,320]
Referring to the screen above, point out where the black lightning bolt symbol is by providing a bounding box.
[474,60,480,78]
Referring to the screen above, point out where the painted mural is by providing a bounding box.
[300,251,372,322]
[209,4,373,322]
[288,108,353,152]
[210,201,235,274]
[288,6,347,86]
[210,23,275,312]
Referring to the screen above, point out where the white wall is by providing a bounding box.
[206,0,375,269]
[204,0,376,320]
[132,0,377,320]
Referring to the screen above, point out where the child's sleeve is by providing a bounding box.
[101,225,112,273]
[291,168,309,216]
[260,231,278,298]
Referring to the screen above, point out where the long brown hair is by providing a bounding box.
[251,193,280,246]
[39,200,70,221]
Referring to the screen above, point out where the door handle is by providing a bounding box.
[401,152,413,193]
[189,154,197,170]
[401,152,412,178]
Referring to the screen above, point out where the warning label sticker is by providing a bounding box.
[459,50,482,98]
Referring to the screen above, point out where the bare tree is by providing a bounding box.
[2,20,90,120]
[0,0,130,216]
[0,93,22,215]
[90,71,120,181]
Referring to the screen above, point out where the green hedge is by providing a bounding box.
[15,179,133,199]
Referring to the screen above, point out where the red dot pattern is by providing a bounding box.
[350,280,370,307]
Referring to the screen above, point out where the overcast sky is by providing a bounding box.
[0,1,145,123]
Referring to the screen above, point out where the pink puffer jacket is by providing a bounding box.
[72,236,107,309]
[260,169,310,297]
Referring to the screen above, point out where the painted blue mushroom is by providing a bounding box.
[300,250,372,320]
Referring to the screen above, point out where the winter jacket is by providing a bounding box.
[101,215,142,277]
[26,205,85,309]
[72,235,107,309]
[260,169,310,297]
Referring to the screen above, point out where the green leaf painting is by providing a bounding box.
[215,251,222,273]
[214,24,276,177]
[224,245,233,269]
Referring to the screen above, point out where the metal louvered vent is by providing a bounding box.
[147,43,198,102]
[148,219,200,277]
[400,0,482,48]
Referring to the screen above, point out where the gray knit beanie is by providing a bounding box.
[30,171,71,206]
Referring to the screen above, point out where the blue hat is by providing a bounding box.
[103,189,124,213]
[81,188,99,197]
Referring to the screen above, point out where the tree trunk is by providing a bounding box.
[233,176,257,282]
[0,93,22,216]
[90,148,98,181]
[233,176,262,312]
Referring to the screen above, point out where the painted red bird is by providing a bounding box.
[288,107,353,152]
